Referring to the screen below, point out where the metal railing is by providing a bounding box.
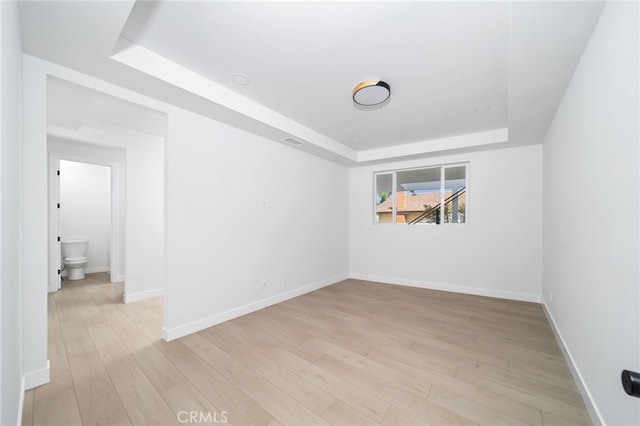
[408,187,466,225]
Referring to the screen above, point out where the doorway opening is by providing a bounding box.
[48,145,126,293]
[57,160,112,287]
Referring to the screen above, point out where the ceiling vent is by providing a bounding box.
[282,137,303,146]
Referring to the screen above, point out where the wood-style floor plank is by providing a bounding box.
[25,273,591,426]
[105,355,179,425]
[181,333,248,379]
[154,339,274,426]
[265,346,391,423]
[228,369,329,425]
[32,388,82,426]
[322,400,379,426]
[312,353,444,423]
[121,335,186,394]
[21,389,34,426]
[160,380,232,426]
[366,350,543,425]
[305,337,433,398]
[380,405,424,426]
[227,344,336,416]
[456,367,591,424]
[67,350,129,425]
[427,386,530,426]
[34,328,74,402]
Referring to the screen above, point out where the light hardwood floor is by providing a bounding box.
[22,273,591,426]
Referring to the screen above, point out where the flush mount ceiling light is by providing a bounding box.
[352,79,391,106]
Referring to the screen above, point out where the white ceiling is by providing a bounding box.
[18,1,605,165]
[121,1,510,151]
[47,77,167,138]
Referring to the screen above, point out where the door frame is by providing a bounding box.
[48,148,125,291]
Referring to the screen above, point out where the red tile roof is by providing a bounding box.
[376,192,441,213]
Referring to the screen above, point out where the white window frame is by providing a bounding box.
[373,163,469,226]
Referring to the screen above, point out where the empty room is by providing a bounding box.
[1,1,638,426]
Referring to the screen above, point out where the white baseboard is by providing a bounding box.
[162,274,348,341]
[542,302,603,425]
[17,376,26,426]
[85,266,109,274]
[123,287,163,303]
[61,266,108,277]
[111,274,126,283]
[24,360,50,389]
[348,273,541,303]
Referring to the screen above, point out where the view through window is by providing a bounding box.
[375,164,467,225]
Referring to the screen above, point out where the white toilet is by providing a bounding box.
[61,240,89,280]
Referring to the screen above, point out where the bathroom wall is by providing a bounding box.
[59,160,111,275]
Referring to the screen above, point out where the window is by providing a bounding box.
[374,164,467,225]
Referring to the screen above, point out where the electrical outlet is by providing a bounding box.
[262,281,268,289]
[282,275,288,286]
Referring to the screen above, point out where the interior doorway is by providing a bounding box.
[48,144,126,293]
[58,160,111,286]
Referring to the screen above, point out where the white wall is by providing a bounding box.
[21,55,49,391]
[123,129,164,301]
[59,160,111,274]
[350,144,543,302]
[0,1,23,424]
[542,2,639,425]
[22,55,346,380]
[164,109,349,339]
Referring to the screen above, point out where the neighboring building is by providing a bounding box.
[376,190,466,224]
